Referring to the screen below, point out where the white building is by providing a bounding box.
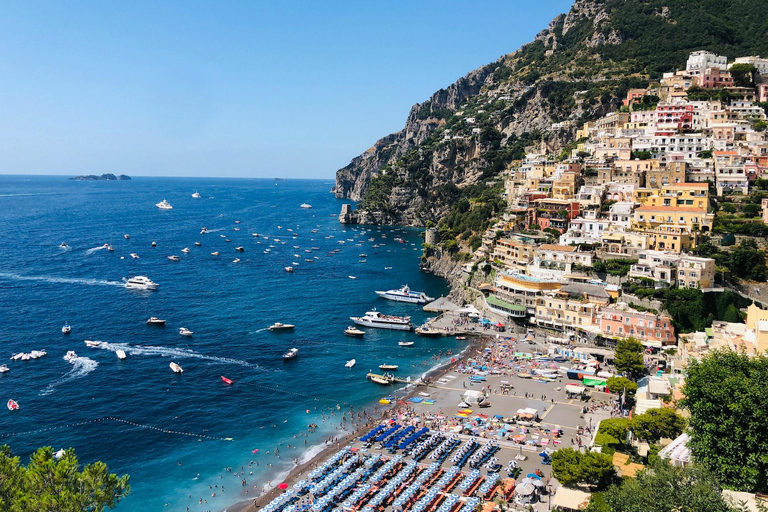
[686,51,728,75]
[732,55,768,76]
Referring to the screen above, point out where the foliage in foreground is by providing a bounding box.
[0,446,130,512]
[613,338,645,381]
[551,448,615,490]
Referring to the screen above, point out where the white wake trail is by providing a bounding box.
[41,356,99,396]
[97,342,265,370]
[0,272,124,287]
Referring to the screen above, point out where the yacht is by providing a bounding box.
[147,317,166,326]
[179,327,193,336]
[350,310,412,331]
[344,326,366,337]
[170,362,184,373]
[124,276,158,290]
[62,324,71,334]
[156,199,173,210]
[345,359,356,368]
[300,203,312,209]
[375,284,434,305]
[167,255,180,262]
[269,322,295,331]
[283,348,299,360]
[192,191,201,198]
[64,351,77,362]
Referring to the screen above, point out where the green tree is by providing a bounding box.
[598,418,631,442]
[683,350,768,493]
[606,376,638,398]
[630,408,686,443]
[614,338,645,380]
[729,63,758,88]
[551,449,616,490]
[743,203,760,218]
[600,460,735,512]
[729,239,768,281]
[0,446,130,512]
[720,203,737,214]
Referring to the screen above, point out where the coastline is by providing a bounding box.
[225,334,491,512]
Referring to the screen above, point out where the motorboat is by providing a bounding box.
[379,364,398,371]
[456,336,467,340]
[201,227,209,234]
[179,327,193,336]
[62,324,71,334]
[147,317,166,326]
[235,246,244,252]
[192,191,201,198]
[232,258,240,263]
[7,399,19,411]
[64,351,77,362]
[194,242,202,247]
[359,254,367,258]
[285,266,294,273]
[415,326,442,337]
[84,340,102,347]
[345,359,356,368]
[21,353,30,361]
[269,322,295,331]
[211,251,219,256]
[375,284,434,305]
[221,376,234,385]
[151,241,157,247]
[170,362,184,373]
[10,353,24,361]
[181,247,190,253]
[59,242,68,248]
[398,341,414,347]
[283,348,299,360]
[130,253,139,259]
[0,365,9,373]
[369,375,392,385]
[350,310,412,331]
[116,350,127,360]
[29,350,47,359]
[344,326,366,337]
[124,276,158,290]
[106,244,114,252]
[124,234,130,239]
[348,276,357,280]
[300,203,312,209]
[168,255,180,261]
[156,199,173,210]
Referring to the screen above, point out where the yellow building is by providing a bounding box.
[495,273,562,315]
[492,239,536,271]
[632,205,714,234]
[745,303,768,355]
[535,293,598,330]
[638,182,710,212]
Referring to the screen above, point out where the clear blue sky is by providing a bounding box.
[0,1,574,178]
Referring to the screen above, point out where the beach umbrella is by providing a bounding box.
[279,483,290,490]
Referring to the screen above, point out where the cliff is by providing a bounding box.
[70,174,131,181]
[334,0,768,228]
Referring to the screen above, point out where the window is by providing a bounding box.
[606,325,611,332]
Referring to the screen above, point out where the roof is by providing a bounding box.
[658,432,692,465]
[648,379,671,396]
[486,295,526,312]
[538,244,577,252]
[634,205,709,213]
[423,297,461,313]
[561,283,610,300]
[551,488,591,511]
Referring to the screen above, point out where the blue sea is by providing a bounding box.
[0,176,460,511]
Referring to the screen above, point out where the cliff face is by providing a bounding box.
[335,0,768,227]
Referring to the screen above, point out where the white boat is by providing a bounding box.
[345,359,356,368]
[62,324,71,334]
[147,317,166,325]
[181,247,190,253]
[29,350,47,359]
[285,266,294,273]
[344,326,366,337]
[156,199,173,210]
[7,399,19,411]
[300,203,312,209]
[170,362,184,373]
[0,365,9,373]
[235,246,244,252]
[192,191,201,198]
[116,350,127,360]
[211,251,219,256]
[398,341,414,346]
[64,351,77,362]
[124,234,130,239]
[375,285,434,305]
[130,253,139,259]
[10,353,24,361]
[194,242,202,247]
[269,322,295,331]
[415,326,442,337]
[124,276,158,290]
[151,241,157,247]
[283,348,299,360]
[106,244,114,252]
[168,255,180,261]
[350,310,412,331]
[369,376,391,385]
[59,242,68,248]
[348,276,357,280]
[179,327,193,336]
[232,258,241,263]
[379,364,398,371]
[84,340,102,347]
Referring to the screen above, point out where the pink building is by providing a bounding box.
[599,302,676,347]
[695,67,733,89]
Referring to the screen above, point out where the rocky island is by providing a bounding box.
[70,173,131,181]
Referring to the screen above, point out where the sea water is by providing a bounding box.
[0,176,462,511]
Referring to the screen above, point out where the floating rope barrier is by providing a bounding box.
[0,416,233,441]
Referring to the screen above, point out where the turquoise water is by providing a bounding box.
[0,176,460,511]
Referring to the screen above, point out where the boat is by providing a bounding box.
[64,351,77,362]
[269,322,295,331]
[375,284,434,305]
[124,234,130,239]
[192,191,201,198]
[221,376,234,385]
[415,326,442,337]
[124,276,158,290]
[156,199,173,210]
[235,246,244,252]
[359,254,367,258]
[179,327,193,336]
[368,374,392,385]
[201,227,209,234]
[62,324,71,334]
[21,353,30,361]
[168,255,180,261]
[106,244,114,252]
[211,251,219,256]
[379,364,398,371]
[130,253,139,259]
[116,350,127,360]
[147,317,166,325]
[456,336,467,340]
[350,310,412,331]
[181,247,190,253]
[59,242,68,248]
[345,359,356,368]
[29,350,46,359]
[0,365,9,373]
[283,348,299,360]
[284,266,294,273]
[194,242,202,247]
[151,241,157,247]
[7,399,19,411]
[10,353,24,361]
[348,276,357,280]
[84,340,102,347]
[344,326,366,337]
[170,362,184,373]
[232,258,241,263]
[300,203,312,209]
[398,341,414,347]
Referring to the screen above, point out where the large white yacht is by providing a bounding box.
[124,276,158,290]
[350,310,412,331]
[375,284,434,305]
[156,199,173,210]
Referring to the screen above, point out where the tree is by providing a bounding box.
[729,63,757,88]
[630,408,686,443]
[606,376,638,398]
[683,350,768,493]
[600,460,735,512]
[729,239,768,281]
[743,203,760,218]
[0,446,130,511]
[598,418,630,442]
[614,338,645,380]
[551,448,616,490]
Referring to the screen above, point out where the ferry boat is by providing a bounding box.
[375,284,434,305]
[283,348,299,360]
[156,199,173,210]
[350,310,412,331]
[124,276,158,290]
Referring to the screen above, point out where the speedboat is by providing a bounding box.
[379,364,398,371]
[181,247,190,253]
[168,255,180,261]
[344,326,366,337]
[232,258,241,263]
[20,353,30,361]
[201,227,209,234]
[192,191,201,198]
[345,359,356,368]
[284,266,294,273]
[10,353,24,361]
[221,376,234,385]
[147,317,166,326]
[62,324,71,334]
[398,341,414,347]
[124,276,158,290]
[350,310,412,331]
[415,326,442,337]
[59,242,68,248]
[124,234,130,239]
[235,246,244,252]
[106,244,114,252]
[300,203,312,209]
[170,362,184,373]
[456,336,467,340]
[84,340,102,347]
[7,399,19,411]
[64,351,77,362]
[179,327,193,336]
[269,322,295,331]
[130,253,139,259]
[375,284,434,305]
[29,350,47,359]
[0,365,9,373]
[211,251,219,256]
[151,241,157,247]
[194,242,202,247]
[156,199,173,210]
[283,348,299,360]
[116,350,127,360]
[369,376,391,385]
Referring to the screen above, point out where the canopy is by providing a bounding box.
[582,377,607,387]
[565,384,586,395]
[550,488,591,511]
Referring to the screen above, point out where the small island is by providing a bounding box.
[69,173,131,181]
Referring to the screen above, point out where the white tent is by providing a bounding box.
[550,488,591,511]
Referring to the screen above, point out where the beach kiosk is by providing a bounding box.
[565,384,587,399]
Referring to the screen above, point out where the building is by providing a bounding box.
[632,205,714,234]
[629,250,716,289]
[494,272,561,316]
[695,67,733,88]
[491,238,536,270]
[686,51,728,75]
[527,199,580,233]
[732,55,768,75]
[599,302,676,347]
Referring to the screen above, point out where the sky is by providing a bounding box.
[0,1,574,179]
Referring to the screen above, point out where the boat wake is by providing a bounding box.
[41,356,99,396]
[97,342,266,370]
[0,272,124,287]
[86,245,108,254]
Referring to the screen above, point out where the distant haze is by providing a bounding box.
[0,1,573,178]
